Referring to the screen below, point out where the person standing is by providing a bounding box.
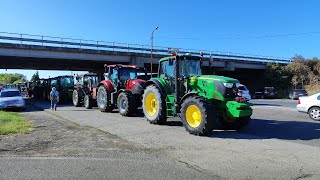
[50,87,59,111]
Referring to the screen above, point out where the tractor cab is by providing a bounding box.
[104,64,138,90]
[159,54,202,79]
[74,73,99,88]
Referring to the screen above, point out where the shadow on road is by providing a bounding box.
[252,103,282,107]
[211,118,320,140]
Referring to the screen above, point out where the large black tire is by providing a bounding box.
[72,90,82,107]
[308,107,320,121]
[142,85,167,124]
[218,115,251,130]
[180,96,215,136]
[97,86,113,112]
[84,94,93,109]
[117,92,137,116]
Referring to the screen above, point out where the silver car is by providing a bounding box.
[239,84,251,101]
[0,89,26,111]
[297,92,320,121]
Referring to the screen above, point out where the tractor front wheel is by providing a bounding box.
[97,86,113,112]
[142,85,167,124]
[84,94,93,109]
[180,96,215,136]
[72,90,82,107]
[117,92,136,116]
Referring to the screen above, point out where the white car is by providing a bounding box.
[0,89,26,111]
[239,84,251,101]
[296,92,320,121]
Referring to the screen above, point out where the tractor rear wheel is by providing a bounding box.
[218,115,251,130]
[97,86,113,112]
[180,96,215,136]
[142,85,167,124]
[72,90,82,107]
[84,94,93,109]
[117,92,136,116]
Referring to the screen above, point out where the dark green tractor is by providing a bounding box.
[142,53,253,136]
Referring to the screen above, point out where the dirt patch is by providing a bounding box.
[0,104,145,158]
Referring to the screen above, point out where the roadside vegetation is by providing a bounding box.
[265,55,320,97]
[0,73,27,84]
[0,111,32,135]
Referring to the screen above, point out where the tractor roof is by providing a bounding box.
[159,55,202,63]
[77,73,98,77]
[104,64,137,69]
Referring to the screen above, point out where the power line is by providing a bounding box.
[156,31,320,41]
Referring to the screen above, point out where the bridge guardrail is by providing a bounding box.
[0,32,291,64]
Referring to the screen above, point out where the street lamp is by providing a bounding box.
[150,26,158,78]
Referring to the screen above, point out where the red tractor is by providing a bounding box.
[96,64,146,116]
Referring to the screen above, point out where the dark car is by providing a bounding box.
[253,87,277,99]
[289,89,308,100]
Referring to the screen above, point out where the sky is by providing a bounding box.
[0,0,319,80]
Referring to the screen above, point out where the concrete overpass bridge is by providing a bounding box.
[0,32,291,89]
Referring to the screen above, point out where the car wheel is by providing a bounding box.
[308,107,320,121]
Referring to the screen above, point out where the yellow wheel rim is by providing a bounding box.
[145,93,158,116]
[186,105,202,128]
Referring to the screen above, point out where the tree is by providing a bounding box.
[0,73,27,84]
[285,58,310,88]
[31,71,40,82]
[264,62,290,90]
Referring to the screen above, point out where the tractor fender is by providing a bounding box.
[131,81,145,95]
[145,79,167,98]
[179,92,199,107]
[97,80,115,92]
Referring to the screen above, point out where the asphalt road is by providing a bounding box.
[15,99,320,179]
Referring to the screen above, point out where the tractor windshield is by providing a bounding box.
[119,68,137,81]
[180,59,202,77]
[84,75,99,87]
[60,77,74,87]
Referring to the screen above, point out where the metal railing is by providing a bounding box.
[0,32,291,64]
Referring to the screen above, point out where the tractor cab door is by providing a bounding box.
[108,67,119,89]
[159,58,176,94]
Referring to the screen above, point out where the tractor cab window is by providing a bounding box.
[60,77,74,87]
[180,59,202,77]
[109,68,118,85]
[74,76,83,86]
[119,68,137,82]
[51,79,58,87]
[159,60,175,78]
[84,75,98,87]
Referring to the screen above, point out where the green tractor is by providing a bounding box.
[142,53,253,136]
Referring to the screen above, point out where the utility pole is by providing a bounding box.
[150,26,158,78]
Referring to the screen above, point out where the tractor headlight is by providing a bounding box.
[223,83,234,88]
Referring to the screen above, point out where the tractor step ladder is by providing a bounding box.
[166,95,175,117]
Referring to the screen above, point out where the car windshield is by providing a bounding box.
[0,91,21,97]
[239,86,248,91]
[294,90,307,93]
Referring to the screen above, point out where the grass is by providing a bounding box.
[0,111,32,135]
